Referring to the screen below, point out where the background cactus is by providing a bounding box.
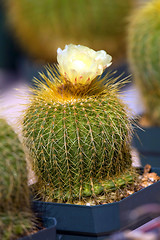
[22,64,135,203]
[128,0,160,125]
[5,0,133,62]
[0,118,33,240]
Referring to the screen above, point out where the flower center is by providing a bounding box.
[72,59,87,71]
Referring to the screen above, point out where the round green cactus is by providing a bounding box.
[22,56,134,203]
[0,118,33,240]
[128,0,160,125]
[6,0,133,62]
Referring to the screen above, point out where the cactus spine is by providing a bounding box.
[0,118,33,240]
[6,0,133,62]
[128,0,160,125]
[23,59,134,203]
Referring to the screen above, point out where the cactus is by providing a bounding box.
[6,0,133,62]
[22,44,135,203]
[0,118,33,240]
[128,0,160,125]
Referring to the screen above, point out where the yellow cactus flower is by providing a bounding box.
[31,44,114,104]
[57,44,112,84]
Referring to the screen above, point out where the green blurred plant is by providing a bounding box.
[128,0,160,125]
[0,118,33,240]
[6,0,133,62]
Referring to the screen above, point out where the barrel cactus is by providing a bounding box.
[0,118,33,240]
[128,0,160,125]
[6,0,133,62]
[23,44,135,203]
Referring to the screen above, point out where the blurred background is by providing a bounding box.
[0,0,145,87]
[0,0,156,163]
[0,0,144,96]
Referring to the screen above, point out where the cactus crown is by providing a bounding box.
[23,45,133,204]
[31,65,126,104]
[30,44,114,102]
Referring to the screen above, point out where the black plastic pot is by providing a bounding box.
[33,168,160,240]
[19,217,56,240]
[108,216,160,240]
[132,127,160,167]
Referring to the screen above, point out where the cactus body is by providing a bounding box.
[23,65,134,203]
[0,119,33,240]
[128,0,160,125]
[6,0,133,62]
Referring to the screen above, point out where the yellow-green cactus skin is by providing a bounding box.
[22,45,134,203]
[6,0,133,62]
[0,118,33,240]
[128,0,160,125]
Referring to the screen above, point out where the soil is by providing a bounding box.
[72,164,160,206]
[31,164,160,206]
